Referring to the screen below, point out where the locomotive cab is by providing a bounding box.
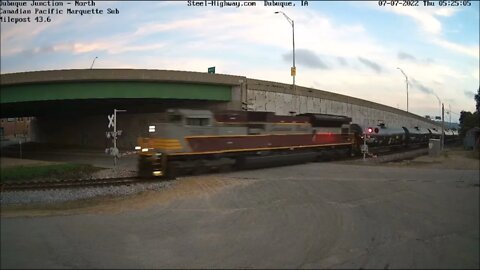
[137,109,215,178]
[137,108,357,179]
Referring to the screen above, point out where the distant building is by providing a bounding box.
[0,117,33,140]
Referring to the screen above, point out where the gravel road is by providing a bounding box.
[1,159,478,269]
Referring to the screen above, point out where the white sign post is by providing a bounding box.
[106,109,126,167]
[362,130,368,162]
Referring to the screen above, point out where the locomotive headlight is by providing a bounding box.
[153,170,163,177]
[141,148,149,152]
[135,146,141,150]
[149,125,156,133]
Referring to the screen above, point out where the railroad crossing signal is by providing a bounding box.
[106,130,122,139]
[361,144,368,153]
[105,147,119,157]
[108,114,115,129]
[106,109,126,167]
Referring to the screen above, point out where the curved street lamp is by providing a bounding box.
[275,11,297,111]
[432,92,444,121]
[90,56,98,69]
[432,92,445,151]
[396,67,409,113]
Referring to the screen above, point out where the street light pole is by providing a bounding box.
[292,19,295,91]
[441,103,445,151]
[90,56,98,69]
[275,11,297,112]
[448,103,452,124]
[431,93,444,151]
[396,67,409,113]
[433,93,441,119]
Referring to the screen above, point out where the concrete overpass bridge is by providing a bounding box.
[1,69,441,149]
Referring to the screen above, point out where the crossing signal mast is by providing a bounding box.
[362,127,374,161]
[106,109,126,167]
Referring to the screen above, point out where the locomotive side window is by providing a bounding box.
[168,115,182,123]
[186,118,210,126]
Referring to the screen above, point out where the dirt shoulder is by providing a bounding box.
[385,147,479,170]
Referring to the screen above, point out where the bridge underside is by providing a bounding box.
[1,98,226,118]
[1,81,232,117]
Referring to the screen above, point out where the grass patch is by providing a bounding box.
[1,164,103,183]
[467,150,480,160]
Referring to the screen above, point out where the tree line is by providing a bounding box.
[459,88,480,138]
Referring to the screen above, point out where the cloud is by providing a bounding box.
[397,51,435,64]
[473,69,480,80]
[4,42,166,57]
[376,5,477,59]
[11,46,57,58]
[431,38,479,59]
[379,6,459,35]
[2,33,167,57]
[390,7,442,35]
[358,57,382,73]
[464,90,475,99]
[434,8,458,17]
[71,42,166,54]
[128,7,385,58]
[410,78,434,95]
[282,49,328,69]
[398,52,416,61]
[337,57,348,66]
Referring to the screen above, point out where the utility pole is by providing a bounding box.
[441,103,445,151]
[363,130,367,161]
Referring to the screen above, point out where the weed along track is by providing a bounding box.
[0,176,148,192]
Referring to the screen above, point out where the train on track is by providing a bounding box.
[136,108,458,178]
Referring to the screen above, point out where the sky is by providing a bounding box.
[1,0,479,122]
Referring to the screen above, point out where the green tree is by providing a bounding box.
[459,88,480,138]
[475,87,480,115]
[459,111,473,137]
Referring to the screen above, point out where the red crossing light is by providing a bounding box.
[367,127,373,133]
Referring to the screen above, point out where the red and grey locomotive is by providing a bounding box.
[137,108,354,178]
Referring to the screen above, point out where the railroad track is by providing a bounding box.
[0,176,157,192]
[0,144,442,192]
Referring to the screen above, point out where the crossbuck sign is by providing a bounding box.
[106,109,126,167]
[108,114,115,129]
